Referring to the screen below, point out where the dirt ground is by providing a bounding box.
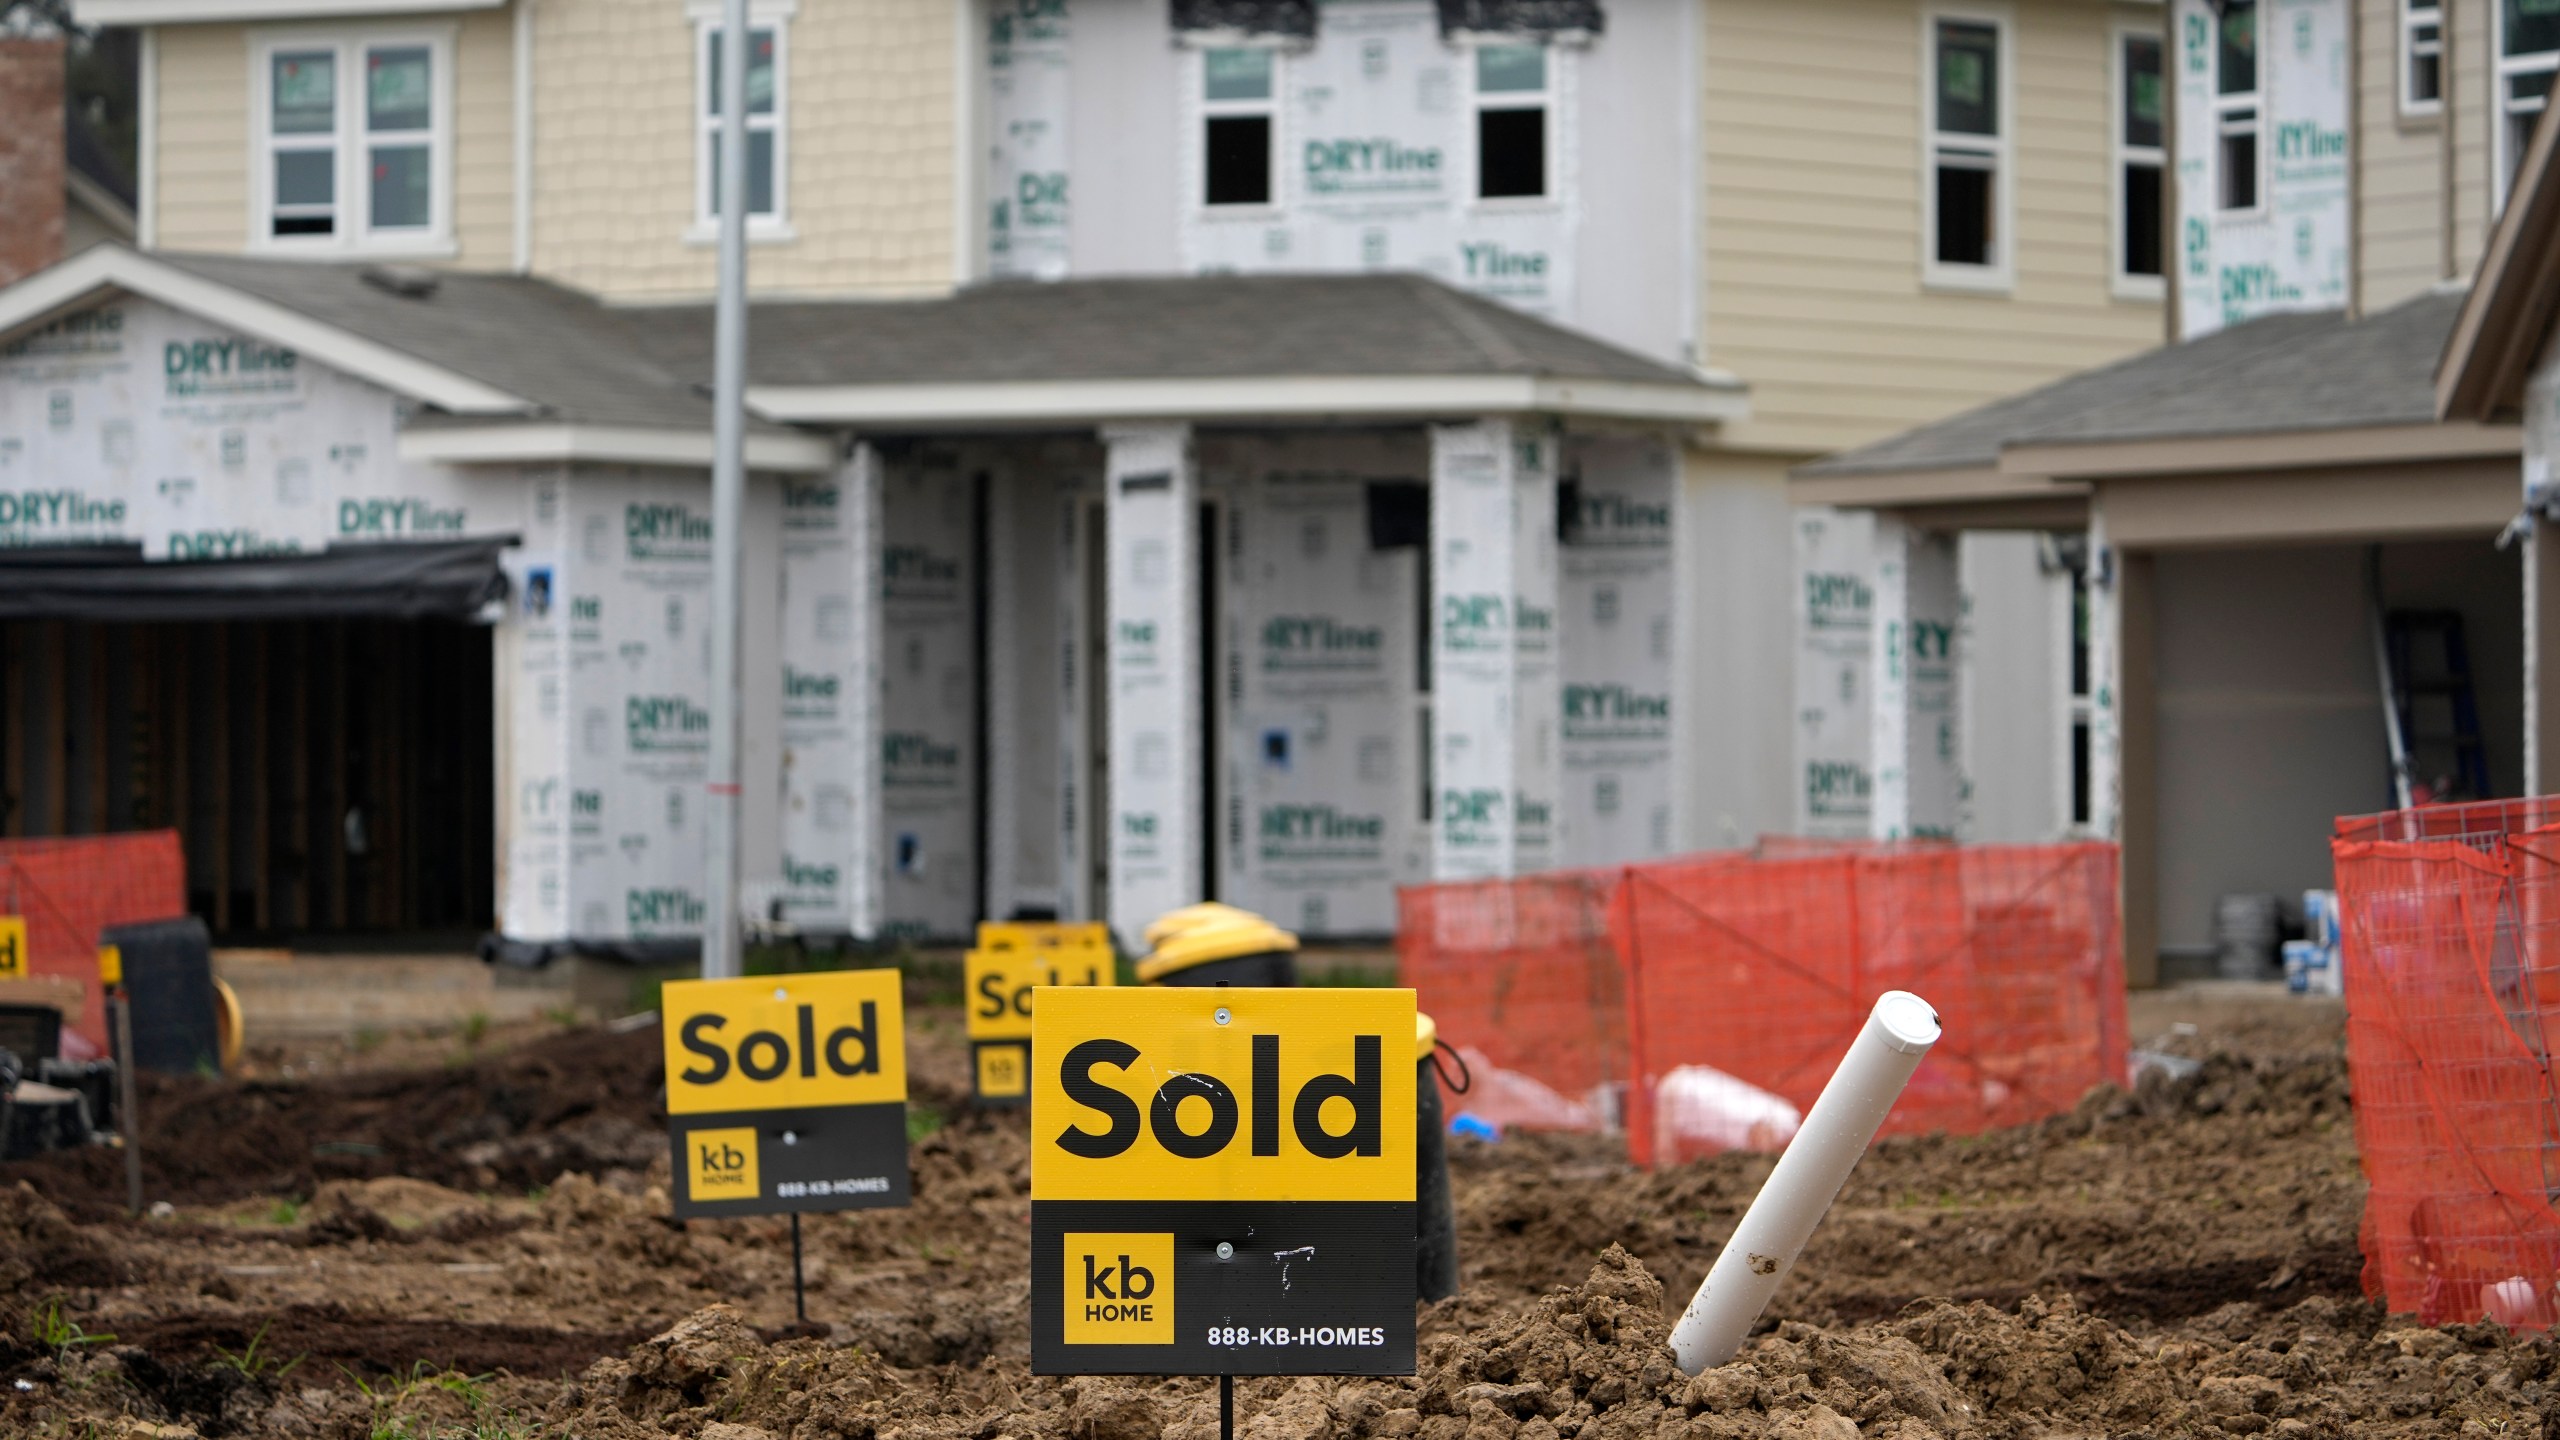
[1,982,2553,1439]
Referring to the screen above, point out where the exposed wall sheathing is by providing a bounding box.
[2172,0,2349,337]
[1556,434,1673,866]
[1429,418,1558,878]
[877,448,978,940]
[1209,434,1426,936]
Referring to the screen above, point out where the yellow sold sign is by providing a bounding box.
[0,916,23,980]
[1033,987,1415,1202]
[966,946,1115,1043]
[1030,986,1417,1376]
[659,968,912,1218]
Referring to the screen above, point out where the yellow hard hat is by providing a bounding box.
[1136,912,1299,983]
[1141,902,1256,948]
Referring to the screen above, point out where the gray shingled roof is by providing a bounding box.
[146,256,1713,432]
[627,271,1708,389]
[1801,288,2465,478]
[154,252,736,433]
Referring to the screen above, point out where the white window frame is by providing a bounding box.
[2494,2,2559,213]
[2112,22,2166,301]
[2212,0,2265,217]
[2401,0,2443,118]
[1921,4,2015,293]
[1463,40,1558,209]
[248,27,455,257]
[687,0,796,245]
[1196,44,1283,215]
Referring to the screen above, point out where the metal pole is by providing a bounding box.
[702,0,752,979]
[113,993,143,1217]
[1220,1374,1232,1440]
[791,1211,807,1323]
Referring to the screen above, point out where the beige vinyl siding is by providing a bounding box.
[1703,0,2164,458]
[2357,0,2448,309]
[531,0,956,301]
[451,7,516,266]
[150,24,248,255]
[145,9,516,268]
[2451,0,2492,271]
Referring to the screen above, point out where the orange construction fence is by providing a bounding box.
[1398,840,2126,1166]
[0,831,187,1054]
[2333,798,2560,1329]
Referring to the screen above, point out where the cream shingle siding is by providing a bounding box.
[151,23,247,255]
[2355,0,2452,310]
[146,9,516,267]
[529,0,957,301]
[1702,0,2164,458]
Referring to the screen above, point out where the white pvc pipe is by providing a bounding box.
[1668,991,1941,1374]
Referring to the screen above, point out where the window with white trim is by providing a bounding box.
[1202,48,1276,207]
[2115,28,2164,290]
[695,18,786,228]
[2496,0,2560,207]
[1926,13,2008,282]
[2214,0,2261,212]
[2402,0,2443,115]
[1474,45,1549,200]
[255,35,449,249]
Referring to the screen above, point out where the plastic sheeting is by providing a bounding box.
[0,536,510,621]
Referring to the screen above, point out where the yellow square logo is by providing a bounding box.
[977,1043,1028,1099]
[686,1126,760,1201]
[1062,1232,1173,1344]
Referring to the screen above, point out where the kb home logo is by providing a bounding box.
[164,337,297,399]
[1304,138,1443,197]
[1261,615,1383,673]
[626,502,712,562]
[626,695,711,753]
[1259,804,1386,863]
[0,490,126,543]
[1563,683,1671,741]
[338,497,466,537]
[628,886,708,929]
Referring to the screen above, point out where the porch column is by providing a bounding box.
[1429,418,1561,879]
[1869,513,1961,840]
[778,441,881,939]
[2090,508,2160,987]
[1102,424,1200,946]
[2531,520,2560,794]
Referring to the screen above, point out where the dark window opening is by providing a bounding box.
[1205,114,1271,206]
[2219,121,2258,210]
[2123,162,2162,276]
[1935,161,1993,266]
[1478,108,1545,198]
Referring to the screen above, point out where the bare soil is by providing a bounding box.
[1,984,2553,1439]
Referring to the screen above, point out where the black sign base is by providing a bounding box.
[668,1103,912,1219]
[1031,1199,1415,1376]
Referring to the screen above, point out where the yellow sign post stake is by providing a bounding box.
[964,935,1115,1106]
[1030,986,1417,1384]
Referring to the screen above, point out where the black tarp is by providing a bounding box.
[0,536,514,622]
[1436,0,1604,37]
[1169,0,1316,39]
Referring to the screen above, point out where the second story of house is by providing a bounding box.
[81,0,2186,459]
